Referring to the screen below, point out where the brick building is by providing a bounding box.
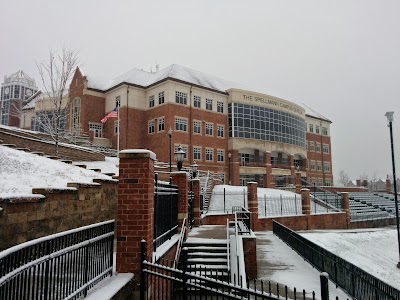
[3,64,334,187]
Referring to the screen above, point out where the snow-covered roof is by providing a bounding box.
[85,64,245,93]
[302,103,331,122]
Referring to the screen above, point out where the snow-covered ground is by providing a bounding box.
[0,145,117,197]
[256,231,350,300]
[300,227,400,290]
[207,185,335,216]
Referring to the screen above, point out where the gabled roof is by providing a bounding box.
[85,64,245,93]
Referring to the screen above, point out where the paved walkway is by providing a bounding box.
[188,225,350,300]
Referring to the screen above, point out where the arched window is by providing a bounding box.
[71,97,81,134]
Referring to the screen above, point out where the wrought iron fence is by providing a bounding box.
[141,240,323,300]
[273,221,400,300]
[0,220,115,300]
[259,193,302,217]
[154,174,179,251]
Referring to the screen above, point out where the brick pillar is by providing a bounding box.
[192,179,201,226]
[386,176,391,193]
[264,151,273,188]
[341,192,350,229]
[362,180,368,188]
[295,171,302,194]
[288,155,295,185]
[117,149,156,291]
[301,188,311,215]
[247,182,258,231]
[171,172,189,233]
[231,150,240,186]
[356,179,361,187]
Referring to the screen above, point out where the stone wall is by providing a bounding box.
[0,178,117,250]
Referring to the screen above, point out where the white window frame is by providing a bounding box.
[205,148,213,162]
[193,146,202,161]
[206,99,213,110]
[217,124,224,138]
[193,120,201,134]
[194,95,201,108]
[158,91,165,104]
[148,120,155,134]
[217,149,224,163]
[217,101,224,113]
[158,117,165,132]
[89,122,103,138]
[205,123,213,136]
[175,91,187,105]
[149,95,155,108]
[175,117,188,132]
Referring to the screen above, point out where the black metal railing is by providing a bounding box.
[232,206,251,234]
[140,240,328,300]
[188,190,194,228]
[273,221,400,300]
[154,174,178,251]
[0,220,115,300]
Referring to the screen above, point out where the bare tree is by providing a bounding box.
[36,48,78,156]
[338,170,350,187]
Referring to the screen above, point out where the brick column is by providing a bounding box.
[295,171,302,194]
[117,149,156,291]
[247,182,258,231]
[288,155,295,185]
[192,179,201,226]
[264,151,273,188]
[171,172,189,232]
[301,188,311,215]
[231,150,240,186]
[341,192,350,229]
[386,176,391,193]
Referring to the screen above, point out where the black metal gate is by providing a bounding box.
[140,240,321,300]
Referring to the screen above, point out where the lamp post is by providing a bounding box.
[228,152,232,185]
[385,111,400,268]
[174,145,185,171]
[190,161,198,179]
[168,128,173,172]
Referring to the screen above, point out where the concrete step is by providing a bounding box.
[187,258,228,265]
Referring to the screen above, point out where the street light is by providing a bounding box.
[174,145,185,171]
[168,128,173,172]
[385,111,400,268]
[190,161,198,179]
[228,152,232,185]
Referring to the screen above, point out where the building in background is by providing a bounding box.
[0,71,38,127]
[66,64,334,187]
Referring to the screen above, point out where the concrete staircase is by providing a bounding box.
[183,239,230,282]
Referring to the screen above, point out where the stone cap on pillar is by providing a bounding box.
[171,171,189,178]
[300,188,310,192]
[119,149,157,160]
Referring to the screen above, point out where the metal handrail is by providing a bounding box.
[173,218,187,268]
[226,218,230,273]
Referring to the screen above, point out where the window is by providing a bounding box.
[206,99,213,110]
[149,95,155,107]
[175,117,187,132]
[205,123,213,136]
[175,91,187,105]
[71,97,81,133]
[322,127,328,136]
[217,125,224,138]
[318,180,323,187]
[148,120,155,134]
[158,91,164,104]
[206,148,213,161]
[316,125,320,134]
[193,120,201,134]
[116,95,121,108]
[194,95,201,108]
[324,162,330,172]
[217,101,224,113]
[217,150,224,162]
[114,120,119,135]
[325,180,331,186]
[323,144,329,154]
[89,123,103,138]
[317,161,322,172]
[311,160,316,171]
[316,143,321,152]
[309,124,314,133]
[158,117,165,132]
[309,142,315,152]
[175,144,188,159]
[193,147,201,161]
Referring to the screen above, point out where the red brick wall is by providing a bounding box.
[306,132,333,184]
[242,237,257,279]
[0,179,117,251]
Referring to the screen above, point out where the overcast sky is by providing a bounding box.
[1,0,399,182]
